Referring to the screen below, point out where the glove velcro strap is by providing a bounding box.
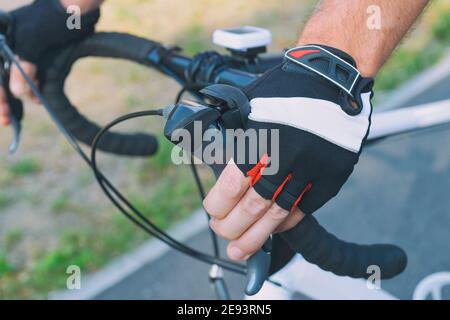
[285,45,361,98]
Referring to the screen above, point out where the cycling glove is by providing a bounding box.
[10,0,100,64]
[235,45,374,214]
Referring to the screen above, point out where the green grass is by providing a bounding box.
[146,135,176,170]
[376,6,450,92]
[0,192,10,209]
[0,251,13,277]
[5,229,23,251]
[25,232,96,292]
[51,192,90,215]
[51,193,72,214]
[8,158,41,178]
[76,171,92,188]
[178,23,210,55]
[130,171,202,228]
[0,166,203,298]
[431,6,450,43]
[0,220,145,298]
[376,43,445,92]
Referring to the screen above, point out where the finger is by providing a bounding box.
[209,187,272,240]
[28,77,40,101]
[10,58,37,98]
[203,159,250,219]
[0,87,11,126]
[274,207,305,233]
[226,203,290,260]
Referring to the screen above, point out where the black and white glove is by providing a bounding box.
[235,45,374,214]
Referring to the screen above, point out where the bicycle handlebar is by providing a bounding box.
[39,33,160,156]
[39,32,407,287]
[38,32,280,156]
[281,214,407,279]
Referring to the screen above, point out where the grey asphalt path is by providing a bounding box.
[96,229,247,300]
[95,74,450,300]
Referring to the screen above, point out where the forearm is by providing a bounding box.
[298,0,430,77]
[60,0,104,13]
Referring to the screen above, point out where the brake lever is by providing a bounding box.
[6,92,23,154]
[0,44,23,155]
[164,84,272,296]
[0,14,22,154]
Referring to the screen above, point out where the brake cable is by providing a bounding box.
[90,110,246,274]
[0,37,249,275]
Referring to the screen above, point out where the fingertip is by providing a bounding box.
[292,207,306,219]
[0,115,11,126]
[275,208,305,232]
[227,244,248,261]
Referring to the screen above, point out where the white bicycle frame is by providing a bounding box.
[370,98,450,141]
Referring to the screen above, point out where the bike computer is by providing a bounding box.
[212,26,271,51]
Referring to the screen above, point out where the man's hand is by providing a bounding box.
[204,160,305,261]
[0,59,38,126]
[203,0,430,262]
[202,45,374,262]
[0,0,103,127]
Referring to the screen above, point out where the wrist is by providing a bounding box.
[284,45,374,115]
[296,37,379,77]
[59,0,102,14]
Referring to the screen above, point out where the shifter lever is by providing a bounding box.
[7,96,23,154]
[164,84,272,296]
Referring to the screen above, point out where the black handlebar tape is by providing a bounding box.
[280,215,407,279]
[39,32,162,156]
